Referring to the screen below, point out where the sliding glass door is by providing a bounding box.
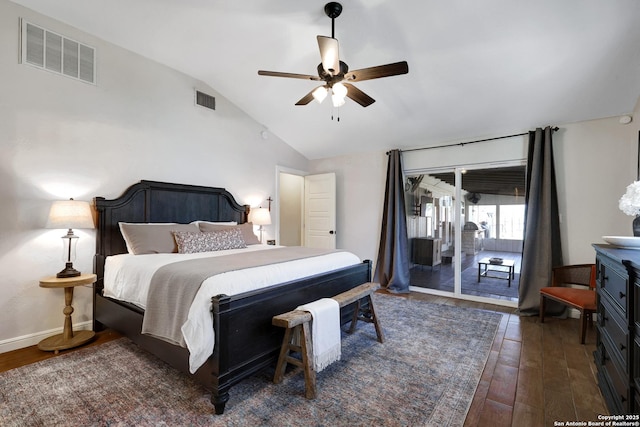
[406,163,524,307]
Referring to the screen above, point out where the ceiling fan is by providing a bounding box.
[258,2,409,108]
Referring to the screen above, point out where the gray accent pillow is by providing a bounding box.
[173,229,247,254]
[119,222,200,255]
[198,222,261,245]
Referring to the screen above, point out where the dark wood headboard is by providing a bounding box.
[93,180,250,288]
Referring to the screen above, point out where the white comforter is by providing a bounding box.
[103,245,361,373]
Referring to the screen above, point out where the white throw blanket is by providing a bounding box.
[297,298,341,372]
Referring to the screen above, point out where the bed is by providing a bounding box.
[92,180,372,414]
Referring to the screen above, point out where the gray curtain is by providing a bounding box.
[518,126,563,314]
[374,149,410,293]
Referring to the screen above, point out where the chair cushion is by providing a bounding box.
[540,287,596,311]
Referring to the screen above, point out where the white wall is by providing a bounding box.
[0,0,308,351]
[555,108,640,263]
[309,151,387,266]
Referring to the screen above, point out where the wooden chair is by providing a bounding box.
[539,264,597,344]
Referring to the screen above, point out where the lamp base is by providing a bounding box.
[57,262,81,278]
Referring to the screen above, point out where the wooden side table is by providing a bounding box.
[38,273,97,354]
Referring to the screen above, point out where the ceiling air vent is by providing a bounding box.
[21,19,96,85]
[195,90,216,111]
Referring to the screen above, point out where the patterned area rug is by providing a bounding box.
[0,294,502,427]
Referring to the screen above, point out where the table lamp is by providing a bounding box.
[46,198,95,278]
[250,207,271,244]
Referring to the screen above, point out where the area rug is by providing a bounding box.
[0,294,502,427]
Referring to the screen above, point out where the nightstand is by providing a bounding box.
[38,273,97,354]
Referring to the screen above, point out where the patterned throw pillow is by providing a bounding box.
[173,229,247,254]
[197,222,261,245]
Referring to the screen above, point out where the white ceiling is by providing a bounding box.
[11,0,640,159]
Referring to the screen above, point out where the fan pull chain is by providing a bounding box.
[331,107,340,122]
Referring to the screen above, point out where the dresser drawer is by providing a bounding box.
[599,294,629,366]
[597,340,630,413]
[598,256,629,314]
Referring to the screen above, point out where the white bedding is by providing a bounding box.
[103,245,361,373]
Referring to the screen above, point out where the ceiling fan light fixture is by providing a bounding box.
[312,86,328,103]
[331,82,347,107]
[331,93,346,107]
[332,82,347,98]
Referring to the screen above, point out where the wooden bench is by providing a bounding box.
[272,282,384,399]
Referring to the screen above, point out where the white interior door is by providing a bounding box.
[304,173,336,249]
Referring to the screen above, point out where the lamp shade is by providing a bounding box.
[46,199,94,229]
[249,207,271,226]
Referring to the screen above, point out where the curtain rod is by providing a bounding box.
[394,126,559,154]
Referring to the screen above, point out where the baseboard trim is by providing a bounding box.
[0,321,92,354]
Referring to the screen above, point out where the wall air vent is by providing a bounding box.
[21,19,96,85]
[195,90,216,111]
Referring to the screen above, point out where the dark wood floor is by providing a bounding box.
[0,329,122,373]
[0,293,607,426]
[403,292,608,426]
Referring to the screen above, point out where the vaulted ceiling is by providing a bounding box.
[10,0,640,159]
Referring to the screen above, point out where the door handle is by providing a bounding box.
[329,230,335,234]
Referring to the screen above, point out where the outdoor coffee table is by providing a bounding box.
[477,258,515,287]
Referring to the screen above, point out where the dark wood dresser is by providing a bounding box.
[593,244,640,414]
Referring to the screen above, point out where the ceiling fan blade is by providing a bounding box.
[258,70,321,81]
[317,36,340,75]
[295,89,316,106]
[344,61,409,82]
[343,83,375,107]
